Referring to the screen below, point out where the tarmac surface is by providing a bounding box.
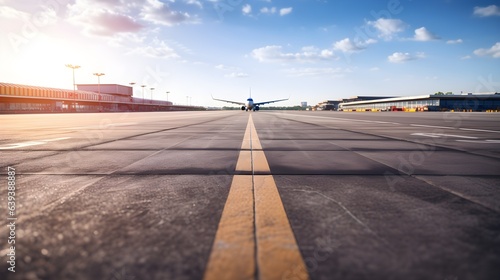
[1,111,499,280]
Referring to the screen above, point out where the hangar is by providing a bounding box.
[339,93,500,112]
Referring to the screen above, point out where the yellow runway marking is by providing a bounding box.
[241,116,262,150]
[203,175,255,280]
[204,114,309,280]
[254,175,309,280]
[235,151,253,172]
[250,150,271,173]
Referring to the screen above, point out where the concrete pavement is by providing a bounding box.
[1,111,499,280]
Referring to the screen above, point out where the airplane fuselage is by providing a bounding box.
[242,98,261,111]
[244,98,256,111]
[212,94,288,111]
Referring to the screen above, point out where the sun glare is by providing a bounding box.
[15,36,95,88]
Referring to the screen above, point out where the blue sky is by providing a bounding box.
[0,0,499,107]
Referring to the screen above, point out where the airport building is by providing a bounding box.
[316,100,341,111]
[0,82,201,113]
[316,96,396,111]
[339,93,500,112]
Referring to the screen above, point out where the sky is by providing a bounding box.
[0,0,499,107]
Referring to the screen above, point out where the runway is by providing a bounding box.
[1,111,500,280]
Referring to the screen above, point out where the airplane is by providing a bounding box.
[212,90,289,111]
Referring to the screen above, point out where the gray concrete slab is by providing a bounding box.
[117,150,239,175]
[358,150,500,175]
[1,175,231,280]
[260,139,348,151]
[1,111,499,280]
[16,151,158,174]
[414,175,500,212]
[265,151,398,175]
[274,175,500,280]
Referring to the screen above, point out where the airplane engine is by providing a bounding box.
[253,106,260,111]
[241,106,246,111]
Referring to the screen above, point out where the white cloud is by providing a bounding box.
[413,27,440,41]
[128,38,179,59]
[251,45,337,63]
[473,5,500,17]
[215,64,239,71]
[334,38,363,52]
[94,13,143,34]
[167,39,194,55]
[242,4,252,15]
[70,10,144,36]
[367,18,406,40]
[447,39,463,44]
[0,6,29,20]
[285,67,348,78]
[215,64,228,70]
[473,42,500,58]
[68,0,147,36]
[141,0,197,26]
[388,52,425,63]
[260,7,277,14]
[370,67,380,71]
[461,55,471,60]
[70,0,130,13]
[225,72,249,78]
[301,46,318,52]
[280,7,293,16]
[216,64,247,77]
[185,0,203,9]
[107,32,147,48]
[333,38,374,53]
[67,0,198,36]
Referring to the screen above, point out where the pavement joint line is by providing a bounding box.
[0,137,72,150]
[271,112,500,134]
[0,115,234,151]
[69,115,237,151]
[413,175,500,213]
[6,176,105,224]
[274,114,500,161]
[204,114,309,280]
[271,113,500,212]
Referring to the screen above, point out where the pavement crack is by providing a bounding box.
[13,176,105,224]
[249,115,260,280]
[294,189,395,253]
[412,175,500,213]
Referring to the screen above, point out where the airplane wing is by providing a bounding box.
[254,97,289,106]
[212,95,245,105]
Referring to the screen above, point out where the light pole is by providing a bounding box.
[129,82,136,110]
[93,73,105,111]
[186,96,189,106]
[65,64,80,111]
[93,73,105,93]
[150,88,155,111]
[129,82,135,96]
[141,85,146,104]
[65,64,80,93]
[166,91,170,102]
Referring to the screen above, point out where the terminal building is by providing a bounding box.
[0,82,200,113]
[339,93,500,112]
[316,96,396,111]
[316,100,341,111]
